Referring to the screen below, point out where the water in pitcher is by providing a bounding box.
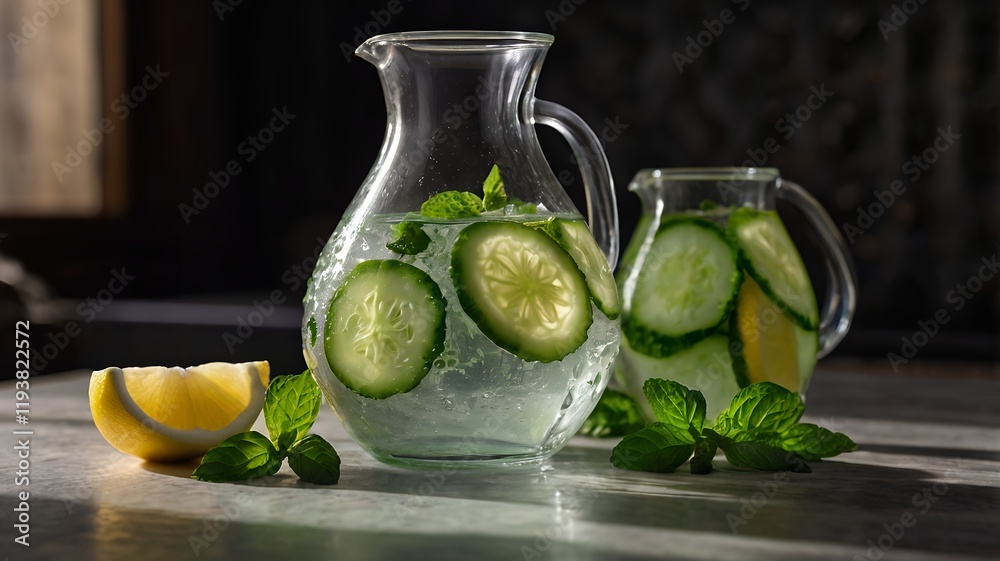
[616,203,820,419]
[304,209,620,466]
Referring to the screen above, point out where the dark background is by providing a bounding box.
[3,0,998,377]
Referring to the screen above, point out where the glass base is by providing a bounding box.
[366,438,557,470]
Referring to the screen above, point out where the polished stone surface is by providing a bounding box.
[1,369,998,560]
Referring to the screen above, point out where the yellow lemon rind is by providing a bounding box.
[89,361,268,462]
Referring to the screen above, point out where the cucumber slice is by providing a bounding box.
[324,260,446,399]
[625,218,741,357]
[532,218,620,319]
[728,207,819,330]
[451,221,593,363]
[619,334,742,420]
[729,276,813,393]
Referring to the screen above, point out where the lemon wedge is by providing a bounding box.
[89,361,269,462]
[733,278,802,392]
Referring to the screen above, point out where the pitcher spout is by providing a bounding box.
[355,36,388,67]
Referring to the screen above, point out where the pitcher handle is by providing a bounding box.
[533,100,619,269]
[777,179,858,358]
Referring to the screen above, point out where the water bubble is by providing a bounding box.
[561,393,573,409]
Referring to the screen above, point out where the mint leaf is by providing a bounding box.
[579,389,647,438]
[386,221,431,255]
[482,164,507,211]
[610,423,695,473]
[420,191,483,219]
[776,423,857,461]
[509,198,537,214]
[690,440,717,475]
[287,435,341,485]
[264,371,322,450]
[607,380,856,475]
[307,315,317,346]
[719,438,811,473]
[192,431,283,482]
[643,378,707,434]
[713,382,804,436]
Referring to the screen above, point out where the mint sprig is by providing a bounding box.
[386,221,431,255]
[721,438,811,473]
[420,190,484,219]
[610,423,695,473]
[191,431,283,482]
[482,164,507,211]
[773,423,858,461]
[287,435,341,484]
[610,380,856,474]
[643,378,707,436]
[264,370,322,448]
[193,370,340,485]
[385,164,539,256]
[712,382,804,437]
[690,440,717,475]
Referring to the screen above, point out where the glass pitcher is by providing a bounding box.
[616,168,857,418]
[302,31,621,468]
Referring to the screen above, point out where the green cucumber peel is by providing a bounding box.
[727,207,819,330]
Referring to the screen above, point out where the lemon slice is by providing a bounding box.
[732,277,802,392]
[89,361,269,462]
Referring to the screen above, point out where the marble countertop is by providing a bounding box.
[2,369,998,561]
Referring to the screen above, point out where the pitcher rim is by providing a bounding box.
[359,30,554,52]
[630,167,780,190]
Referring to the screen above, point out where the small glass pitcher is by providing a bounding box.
[302,31,621,468]
[616,167,857,418]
